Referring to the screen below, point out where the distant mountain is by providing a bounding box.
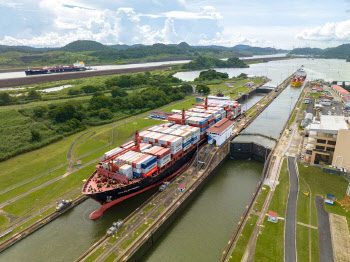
[59,40,109,52]
[289,47,323,56]
[0,45,54,53]
[229,44,288,54]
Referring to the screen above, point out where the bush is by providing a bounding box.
[27,90,42,101]
[196,84,210,94]
[68,89,80,95]
[98,108,113,120]
[30,130,41,142]
[0,92,11,106]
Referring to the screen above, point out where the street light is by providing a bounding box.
[289,96,293,114]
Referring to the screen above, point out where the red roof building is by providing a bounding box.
[207,118,234,147]
[331,85,350,97]
[268,210,278,223]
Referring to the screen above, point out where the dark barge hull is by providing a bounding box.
[25,68,86,75]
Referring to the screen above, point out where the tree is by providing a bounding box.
[98,108,113,120]
[49,102,80,123]
[66,118,84,130]
[81,85,100,94]
[89,94,111,110]
[111,87,128,98]
[180,84,193,94]
[33,106,47,118]
[238,73,248,79]
[196,84,210,94]
[68,89,80,95]
[30,130,41,142]
[0,92,11,106]
[27,90,42,101]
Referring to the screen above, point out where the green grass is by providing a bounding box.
[298,164,349,228]
[229,215,259,261]
[103,252,118,262]
[85,246,106,262]
[3,164,95,218]
[253,186,270,212]
[269,159,289,217]
[311,228,320,262]
[288,109,298,127]
[297,177,310,224]
[142,203,155,213]
[119,219,153,250]
[254,218,285,261]
[297,224,309,262]
[309,93,322,98]
[0,110,61,161]
[152,205,165,217]
[162,97,196,112]
[254,158,289,261]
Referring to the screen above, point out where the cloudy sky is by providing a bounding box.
[1,0,350,49]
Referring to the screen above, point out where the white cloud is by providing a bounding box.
[297,19,350,42]
[198,32,273,47]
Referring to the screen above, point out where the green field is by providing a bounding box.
[254,218,285,262]
[298,164,350,229]
[229,215,258,261]
[0,110,62,161]
[253,186,270,212]
[103,253,118,262]
[85,246,106,262]
[119,219,153,250]
[254,158,289,261]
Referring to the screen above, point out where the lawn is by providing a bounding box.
[103,252,118,262]
[288,109,298,127]
[152,205,165,217]
[253,186,270,212]
[254,158,289,261]
[119,219,153,250]
[297,177,311,224]
[254,217,285,262]
[229,214,258,261]
[3,164,95,218]
[142,203,155,213]
[297,224,309,262]
[0,110,61,161]
[309,93,322,98]
[311,228,320,262]
[85,246,106,262]
[298,164,350,229]
[268,159,289,217]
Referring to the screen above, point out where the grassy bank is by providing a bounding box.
[254,159,289,261]
[229,214,259,261]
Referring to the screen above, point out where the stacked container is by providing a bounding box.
[170,129,192,151]
[119,164,133,179]
[113,151,145,166]
[121,141,135,149]
[184,126,200,144]
[132,154,158,178]
[140,143,152,153]
[104,147,124,160]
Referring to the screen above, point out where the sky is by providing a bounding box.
[1,0,350,49]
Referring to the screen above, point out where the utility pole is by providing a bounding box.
[196,142,199,177]
[289,96,293,114]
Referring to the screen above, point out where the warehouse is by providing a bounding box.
[206,118,234,147]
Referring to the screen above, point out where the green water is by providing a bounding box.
[142,159,263,262]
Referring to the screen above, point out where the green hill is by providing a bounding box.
[182,56,248,70]
[60,40,109,52]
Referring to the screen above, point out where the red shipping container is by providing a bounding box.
[142,166,158,177]
[132,155,148,168]
[156,148,171,159]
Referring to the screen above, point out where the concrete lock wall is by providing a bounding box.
[230,142,271,163]
[128,143,231,262]
[235,88,273,103]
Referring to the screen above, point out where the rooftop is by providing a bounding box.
[332,85,350,96]
[308,115,348,134]
[343,96,350,102]
[268,210,277,217]
[207,118,234,134]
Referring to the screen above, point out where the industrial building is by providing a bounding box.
[207,118,234,147]
[305,115,349,165]
[332,129,350,170]
[331,85,350,98]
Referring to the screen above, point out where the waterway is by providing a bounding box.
[142,160,263,262]
[0,54,287,81]
[1,189,157,262]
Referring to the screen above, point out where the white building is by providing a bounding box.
[207,118,234,147]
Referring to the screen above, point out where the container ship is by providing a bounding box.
[291,66,307,87]
[25,61,87,75]
[83,96,241,219]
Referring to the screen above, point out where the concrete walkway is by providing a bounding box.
[285,156,299,262]
[315,195,334,262]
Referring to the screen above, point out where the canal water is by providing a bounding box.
[141,160,263,262]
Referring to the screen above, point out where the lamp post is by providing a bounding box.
[289,96,293,114]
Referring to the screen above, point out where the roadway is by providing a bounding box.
[315,195,334,262]
[285,156,299,262]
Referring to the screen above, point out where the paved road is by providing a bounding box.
[315,195,334,262]
[285,156,299,262]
